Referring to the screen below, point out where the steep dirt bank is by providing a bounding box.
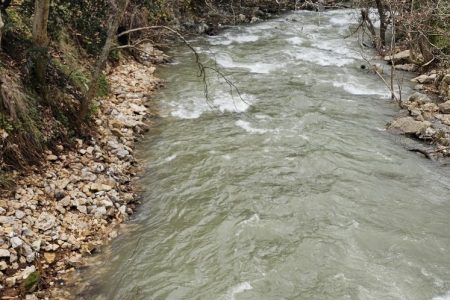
[0,58,162,299]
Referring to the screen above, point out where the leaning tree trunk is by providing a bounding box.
[375,0,387,47]
[79,0,130,122]
[0,11,4,49]
[418,34,434,64]
[32,0,50,93]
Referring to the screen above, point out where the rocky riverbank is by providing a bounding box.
[383,50,450,159]
[0,57,162,299]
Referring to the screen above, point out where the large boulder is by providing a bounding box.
[387,117,431,135]
[395,64,418,72]
[384,50,411,65]
[408,92,432,104]
[411,73,437,84]
[421,102,439,112]
[436,114,450,126]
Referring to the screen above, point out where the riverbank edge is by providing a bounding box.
[0,8,301,298]
[0,58,163,299]
[381,51,450,159]
[0,5,302,297]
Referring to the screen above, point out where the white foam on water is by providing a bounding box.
[222,282,253,300]
[240,214,260,226]
[432,292,450,300]
[164,155,177,162]
[170,104,203,119]
[245,62,279,74]
[235,213,260,236]
[216,53,279,74]
[301,24,333,33]
[323,9,357,21]
[214,92,252,113]
[170,93,254,119]
[329,12,358,26]
[376,151,392,161]
[311,39,361,59]
[332,81,390,97]
[208,38,233,46]
[230,34,259,43]
[286,48,355,67]
[351,220,359,228]
[287,36,304,45]
[247,22,273,31]
[235,120,270,134]
[299,134,310,141]
[209,33,259,46]
[254,114,271,120]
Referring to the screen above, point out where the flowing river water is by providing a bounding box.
[79,9,450,300]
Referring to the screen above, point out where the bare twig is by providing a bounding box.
[117,25,248,111]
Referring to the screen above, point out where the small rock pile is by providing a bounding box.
[388,70,450,157]
[0,59,162,298]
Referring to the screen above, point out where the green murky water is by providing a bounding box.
[79,10,450,300]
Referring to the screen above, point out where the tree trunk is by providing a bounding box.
[418,34,434,64]
[32,0,50,92]
[0,11,4,49]
[375,0,387,47]
[79,0,130,121]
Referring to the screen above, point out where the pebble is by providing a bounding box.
[44,252,56,264]
[46,154,58,161]
[15,210,25,219]
[0,249,10,257]
[0,261,7,270]
[10,237,23,248]
[21,265,36,279]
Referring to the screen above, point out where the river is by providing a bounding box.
[77,9,450,300]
